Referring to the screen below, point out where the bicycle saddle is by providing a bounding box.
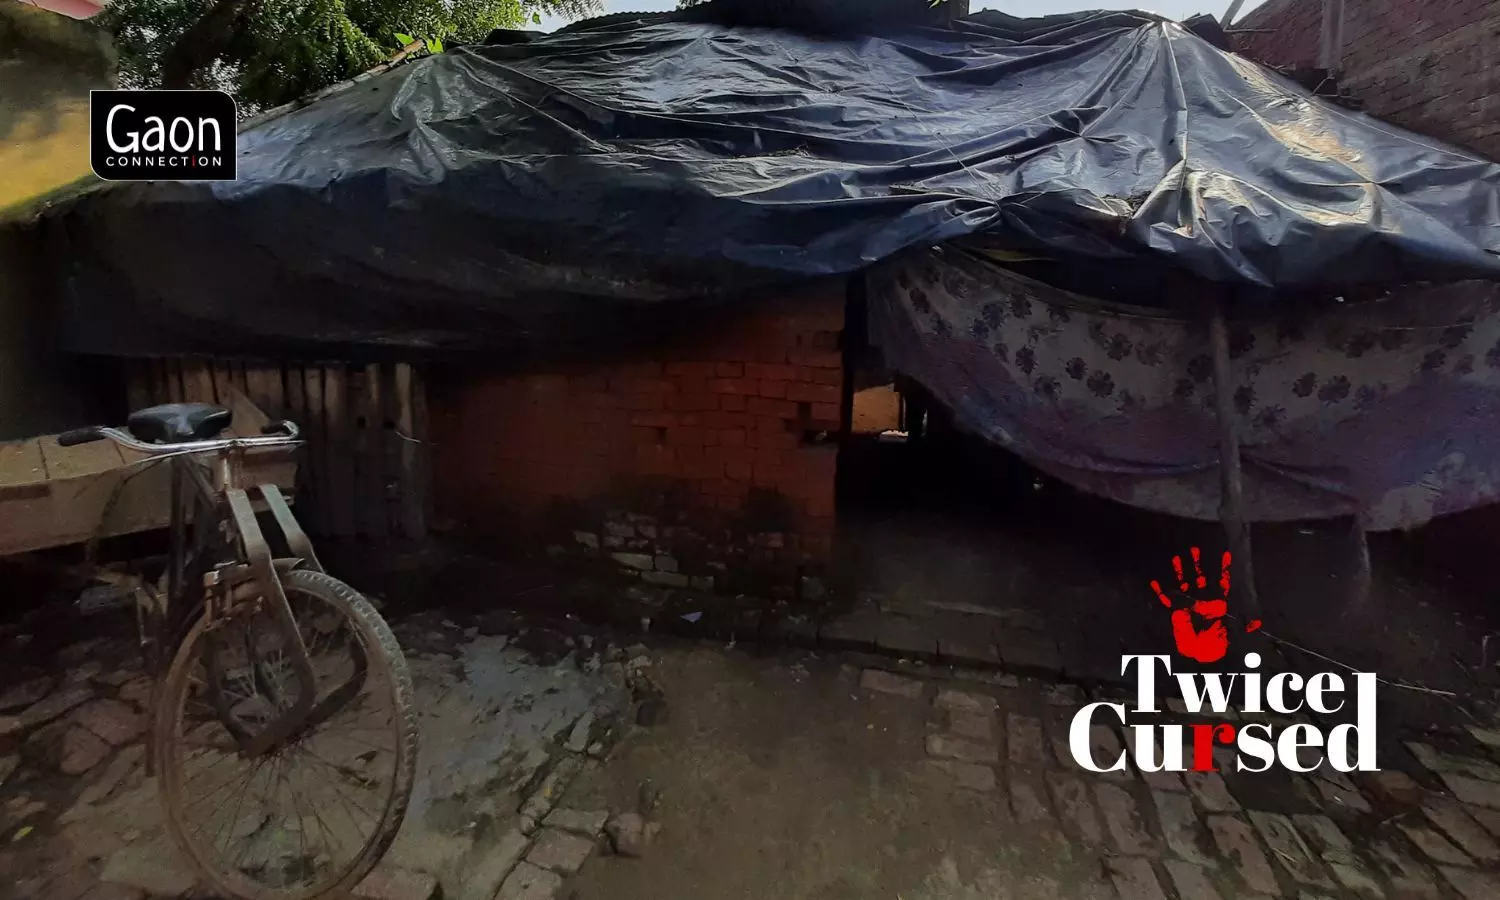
[127,403,234,444]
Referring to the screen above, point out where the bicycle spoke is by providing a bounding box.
[295,768,338,863]
[181,748,239,787]
[228,756,277,871]
[162,574,411,898]
[190,672,254,709]
[317,765,375,847]
[280,752,309,873]
[293,758,350,858]
[198,756,264,855]
[182,763,251,803]
[293,749,385,819]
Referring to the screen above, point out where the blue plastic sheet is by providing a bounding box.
[43,7,1500,357]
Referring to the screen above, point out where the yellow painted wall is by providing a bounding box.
[0,67,95,213]
[0,1,119,438]
[0,0,113,217]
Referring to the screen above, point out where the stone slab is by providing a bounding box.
[496,862,563,900]
[1208,815,1280,896]
[859,669,924,699]
[526,829,595,874]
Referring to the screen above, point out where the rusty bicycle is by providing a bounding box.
[60,402,416,900]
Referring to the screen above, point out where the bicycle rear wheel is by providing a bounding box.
[156,569,417,900]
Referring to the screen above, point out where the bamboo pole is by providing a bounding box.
[394,363,427,540]
[1208,295,1259,616]
[1349,514,1371,609]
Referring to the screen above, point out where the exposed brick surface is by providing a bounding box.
[1008,765,1057,827]
[1153,789,1216,867]
[1006,713,1048,766]
[431,289,845,593]
[1207,815,1280,895]
[1421,798,1500,863]
[927,734,1000,764]
[1249,810,1333,887]
[1185,770,1241,813]
[1105,857,1168,900]
[926,759,998,791]
[1048,773,1105,848]
[859,668,924,699]
[1095,782,1159,857]
[352,865,439,900]
[1164,861,1224,900]
[1235,0,1500,160]
[525,829,596,874]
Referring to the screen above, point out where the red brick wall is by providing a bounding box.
[1235,0,1500,159]
[1234,0,1324,71]
[430,287,844,596]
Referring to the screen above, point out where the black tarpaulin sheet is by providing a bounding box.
[44,9,1500,358]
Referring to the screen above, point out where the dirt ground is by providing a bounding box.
[564,648,1113,900]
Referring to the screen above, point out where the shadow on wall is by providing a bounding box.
[0,223,121,440]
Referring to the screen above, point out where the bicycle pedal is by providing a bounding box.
[77,583,136,616]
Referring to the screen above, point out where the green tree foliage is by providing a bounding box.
[100,0,600,111]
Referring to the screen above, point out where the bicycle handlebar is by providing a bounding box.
[56,421,301,455]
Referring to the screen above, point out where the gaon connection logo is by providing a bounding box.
[1068,548,1379,775]
[89,90,237,182]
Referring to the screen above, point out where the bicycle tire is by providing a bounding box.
[155,570,418,900]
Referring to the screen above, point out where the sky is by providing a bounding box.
[535,0,1269,33]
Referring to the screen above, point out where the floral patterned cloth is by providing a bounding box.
[868,247,1500,530]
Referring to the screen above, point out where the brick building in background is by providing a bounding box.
[431,287,845,597]
[429,2,1500,600]
[1234,0,1499,159]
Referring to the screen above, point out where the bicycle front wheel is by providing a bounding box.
[156,569,417,900]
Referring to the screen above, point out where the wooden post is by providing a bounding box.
[358,363,389,540]
[244,366,277,414]
[323,365,357,537]
[394,363,427,540]
[1221,0,1247,26]
[146,360,167,404]
[125,361,151,413]
[183,360,215,404]
[1208,296,1259,616]
[1349,513,1371,610]
[211,364,236,406]
[283,365,306,507]
[163,360,185,403]
[302,367,327,533]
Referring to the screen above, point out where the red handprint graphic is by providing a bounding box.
[1150,548,1262,664]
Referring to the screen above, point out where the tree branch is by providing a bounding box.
[159,0,260,89]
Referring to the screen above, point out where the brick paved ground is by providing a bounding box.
[565,648,1500,900]
[892,663,1500,899]
[10,493,1500,900]
[7,617,1500,899]
[0,610,633,900]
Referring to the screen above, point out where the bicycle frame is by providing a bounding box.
[105,428,336,764]
[66,416,416,900]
